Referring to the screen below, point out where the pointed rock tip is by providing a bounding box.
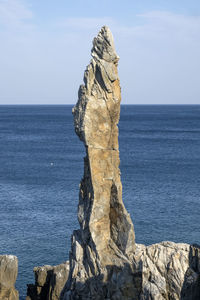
[99,26,113,42]
[92,25,119,63]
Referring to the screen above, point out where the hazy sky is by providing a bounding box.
[0,0,200,104]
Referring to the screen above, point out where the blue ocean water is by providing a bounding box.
[0,105,200,299]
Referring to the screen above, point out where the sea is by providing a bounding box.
[0,105,200,299]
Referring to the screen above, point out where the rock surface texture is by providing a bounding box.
[27,242,200,300]
[26,26,200,300]
[135,242,200,300]
[61,26,137,299]
[26,262,69,300]
[0,255,19,300]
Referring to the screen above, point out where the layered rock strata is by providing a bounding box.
[0,255,19,300]
[62,26,137,299]
[135,242,200,300]
[26,262,69,300]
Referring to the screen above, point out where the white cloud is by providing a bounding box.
[135,11,200,43]
[0,0,33,29]
[109,11,200,104]
[0,10,200,104]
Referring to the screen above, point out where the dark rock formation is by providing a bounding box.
[26,262,69,300]
[0,255,19,300]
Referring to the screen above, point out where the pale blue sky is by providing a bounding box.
[0,0,200,104]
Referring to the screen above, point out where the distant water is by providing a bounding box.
[0,105,200,299]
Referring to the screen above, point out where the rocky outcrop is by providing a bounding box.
[0,255,19,300]
[26,242,200,300]
[135,242,200,300]
[61,26,137,299]
[26,261,69,300]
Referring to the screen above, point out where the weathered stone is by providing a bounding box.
[0,255,19,300]
[26,261,69,300]
[26,26,200,300]
[135,242,200,300]
[62,26,136,300]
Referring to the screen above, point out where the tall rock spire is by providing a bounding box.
[62,26,137,299]
[26,27,200,300]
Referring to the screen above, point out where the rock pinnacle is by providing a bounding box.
[63,26,136,299]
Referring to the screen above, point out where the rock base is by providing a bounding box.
[135,242,200,300]
[27,242,200,299]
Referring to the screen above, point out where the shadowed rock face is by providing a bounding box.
[62,26,136,299]
[0,255,19,300]
[26,262,69,300]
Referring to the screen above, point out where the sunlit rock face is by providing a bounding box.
[62,26,137,299]
[60,26,200,300]
[0,255,19,300]
[25,26,200,300]
[135,242,200,300]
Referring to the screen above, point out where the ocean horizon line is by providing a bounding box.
[0,103,200,106]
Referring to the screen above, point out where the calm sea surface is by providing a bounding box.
[0,105,200,298]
